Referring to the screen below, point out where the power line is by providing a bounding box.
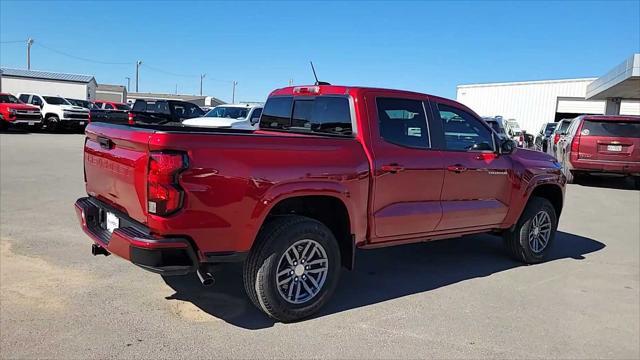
[142,63,232,83]
[35,42,132,65]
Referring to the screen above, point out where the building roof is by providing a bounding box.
[457,77,597,89]
[586,54,640,100]
[0,67,96,83]
[128,92,224,104]
[97,84,126,92]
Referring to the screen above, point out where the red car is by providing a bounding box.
[0,93,42,131]
[75,85,565,321]
[94,101,130,111]
[559,115,640,186]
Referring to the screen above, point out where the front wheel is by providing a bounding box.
[45,115,60,132]
[504,197,558,264]
[243,216,341,322]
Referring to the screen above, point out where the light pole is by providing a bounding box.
[135,60,142,92]
[200,74,206,96]
[125,77,130,91]
[27,38,34,70]
[232,81,238,104]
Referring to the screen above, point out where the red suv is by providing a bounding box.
[559,115,640,185]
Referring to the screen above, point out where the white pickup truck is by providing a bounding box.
[182,104,263,130]
[17,93,90,132]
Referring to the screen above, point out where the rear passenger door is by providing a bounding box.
[366,93,445,242]
[432,102,512,230]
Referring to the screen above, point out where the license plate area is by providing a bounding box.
[607,144,622,152]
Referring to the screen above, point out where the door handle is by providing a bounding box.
[381,163,405,174]
[447,164,467,173]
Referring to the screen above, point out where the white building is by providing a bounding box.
[0,68,97,101]
[96,84,127,103]
[457,54,640,133]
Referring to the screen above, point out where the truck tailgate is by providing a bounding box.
[84,124,152,224]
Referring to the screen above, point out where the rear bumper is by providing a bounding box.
[74,197,198,275]
[570,159,640,175]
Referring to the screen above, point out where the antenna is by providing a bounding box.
[310,61,331,86]
[310,61,319,85]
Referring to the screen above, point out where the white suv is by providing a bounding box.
[182,104,263,130]
[17,93,90,132]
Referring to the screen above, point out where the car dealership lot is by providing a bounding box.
[1,132,638,359]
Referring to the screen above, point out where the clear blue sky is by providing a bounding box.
[1,1,639,103]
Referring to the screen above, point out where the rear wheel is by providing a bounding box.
[243,216,341,322]
[504,197,558,264]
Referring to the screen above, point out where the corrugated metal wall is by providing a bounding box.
[456,79,599,132]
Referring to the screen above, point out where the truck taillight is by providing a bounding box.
[553,133,560,144]
[128,112,135,125]
[293,86,320,94]
[88,111,92,123]
[147,152,188,216]
[570,136,580,153]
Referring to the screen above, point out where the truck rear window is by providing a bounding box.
[581,120,640,138]
[260,96,352,136]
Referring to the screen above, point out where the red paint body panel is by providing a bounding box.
[78,85,565,267]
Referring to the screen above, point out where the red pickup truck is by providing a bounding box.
[0,93,42,131]
[75,85,565,322]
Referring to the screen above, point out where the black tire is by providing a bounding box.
[243,215,341,322]
[0,121,7,132]
[45,115,60,132]
[503,197,558,264]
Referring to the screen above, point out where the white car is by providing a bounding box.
[17,93,90,132]
[182,104,263,130]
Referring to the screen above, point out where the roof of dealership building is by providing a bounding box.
[0,67,96,83]
[586,54,640,100]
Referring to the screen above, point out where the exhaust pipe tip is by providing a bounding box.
[92,244,110,256]
[197,269,215,287]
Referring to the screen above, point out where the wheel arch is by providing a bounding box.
[249,183,357,270]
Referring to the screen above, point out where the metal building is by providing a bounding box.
[96,84,127,103]
[0,68,97,100]
[457,54,640,132]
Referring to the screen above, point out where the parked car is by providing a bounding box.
[550,118,575,159]
[129,99,204,125]
[183,104,263,130]
[70,99,130,125]
[534,122,557,153]
[558,115,640,185]
[504,119,524,147]
[17,93,89,131]
[482,116,508,139]
[94,101,130,111]
[75,84,565,322]
[0,93,42,131]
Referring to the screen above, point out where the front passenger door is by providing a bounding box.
[434,103,512,231]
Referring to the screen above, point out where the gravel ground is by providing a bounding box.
[1,132,638,359]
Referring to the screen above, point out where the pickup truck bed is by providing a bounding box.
[76,85,565,322]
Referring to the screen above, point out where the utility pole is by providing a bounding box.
[288,79,293,86]
[125,77,130,91]
[200,74,206,96]
[175,84,178,95]
[135,60,142,92]
[232,81,238,104]
[27,38,34,70]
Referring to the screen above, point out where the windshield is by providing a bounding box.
[581,120,640,138]
[544,123,557,135]
[43,96,70,105]
[67,99,94,109]
[205,106,249,119]
[0,94,21,104]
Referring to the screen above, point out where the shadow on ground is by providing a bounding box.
[162,231,604,329]
[575,175,639,191]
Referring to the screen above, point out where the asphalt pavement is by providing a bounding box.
[1,132,638,359]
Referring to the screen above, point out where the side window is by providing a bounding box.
[31,96,43,107]
[104,103,114,109]
[95,102,104,108]
[438,104,494,151]
[250,108,262,124]
[376,98,430,149]
[185,103,204,118]
[19,94,30,103]
[260,96,293,129]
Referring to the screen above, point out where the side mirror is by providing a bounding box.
[500,139,516,154]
